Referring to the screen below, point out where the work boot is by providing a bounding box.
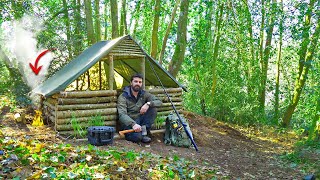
[147,129,152,138]
[141,136,151,143]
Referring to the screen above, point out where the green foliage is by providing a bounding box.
[280,140,320,175]
[0,137,221,179]
[70,114,85,138]
[88,114,105,126]
[154,116,166,129]
[70,114,107,138]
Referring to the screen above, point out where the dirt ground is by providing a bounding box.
[0,106,308,179]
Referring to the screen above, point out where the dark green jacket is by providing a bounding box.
[117,86,162,127]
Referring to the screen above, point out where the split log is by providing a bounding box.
[57,108,117,119]
[148,88,182,94]
[56,115,118,125]
[60,90,117,98]
[57,102,117,111]
[56,120,116,131]
[57,96,117,105]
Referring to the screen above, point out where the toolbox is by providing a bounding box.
[87,126,115,146]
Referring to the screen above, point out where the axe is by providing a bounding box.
[119,125,147,137]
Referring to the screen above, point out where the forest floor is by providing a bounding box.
[1,105,319,179]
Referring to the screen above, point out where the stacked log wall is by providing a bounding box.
[42,88,184,134]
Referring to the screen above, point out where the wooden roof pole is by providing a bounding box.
[109,55,114,90]
[141,56,145,89]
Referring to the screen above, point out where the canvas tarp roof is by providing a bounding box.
[32,35,185,97]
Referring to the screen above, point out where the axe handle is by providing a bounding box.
[119,129,135,136]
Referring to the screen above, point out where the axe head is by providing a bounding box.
[141,125,147,136]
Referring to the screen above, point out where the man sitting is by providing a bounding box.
[117,73,162,143]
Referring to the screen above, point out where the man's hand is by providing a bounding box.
[132,124,141,132]
[140,103,150,114]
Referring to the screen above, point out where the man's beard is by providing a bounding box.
[132,85,141,92]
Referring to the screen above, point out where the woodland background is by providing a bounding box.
[0,0,319,140]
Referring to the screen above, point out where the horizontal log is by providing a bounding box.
[57,108,117,119]
[56,120,116,131]
[57,103,117,111]
[154,93,182,98]
[58,96,117,105]
[46,98,58,105]
[160,102,183,107]
[158,97,182,102]
[157,110,182,116]
[148,88,182,94]
[60,90,117,98]
[56,115,118,125]
[108,53,145,57]
[157,106,182,112]
[43,101,55,110]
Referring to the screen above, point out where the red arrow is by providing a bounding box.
[29,49,51,75]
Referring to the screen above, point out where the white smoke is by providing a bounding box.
[1,14,54,90]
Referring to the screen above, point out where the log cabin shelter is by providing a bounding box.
[32,35,185,96]
[31,35,186,134]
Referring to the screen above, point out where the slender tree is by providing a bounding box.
[274,0,283,122]
[282,1,320,127]
[159,0,179,64]
[120,0,128,36]
[308,97,320,141]
[168,0,189,78]
[210,2,224,99]
[110,0,119,38]
[150,0,161,59]
[84,0,96,44]
[94,0,101,41]
[73,0,82,56]
[259,0,277,113]
[62,0,72,59]
[104,0,110,39]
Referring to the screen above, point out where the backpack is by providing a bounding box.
[164,112,193,148]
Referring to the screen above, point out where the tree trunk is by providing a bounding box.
[259,0,276,113]
[73,0,82,56]
[258,0,265,111]
[168,0,189,78]
[210,2,224,99]
[84,0,96,45]
[150,0,161,59]
[308,97,320,141]
[94,0,101,41]
[159,0,179,64]
[104,0,109,39]
[62,0,72,59]
[282,13,320,126]
[243,0,255,95]
[110,0,119,38]
[120,0,128,36]
[274,0,283,122]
